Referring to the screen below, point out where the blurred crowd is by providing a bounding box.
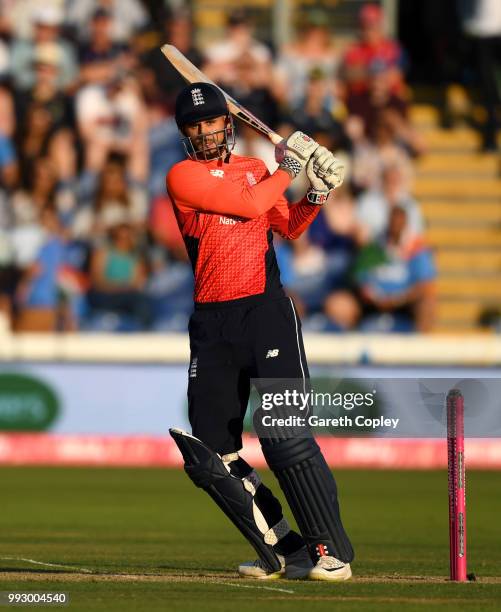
[0,1,437,333]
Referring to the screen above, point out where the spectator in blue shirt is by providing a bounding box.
[325,206,437,332]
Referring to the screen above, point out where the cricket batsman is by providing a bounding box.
[167,82,354,581]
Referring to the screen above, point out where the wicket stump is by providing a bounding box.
[447,389,467,581]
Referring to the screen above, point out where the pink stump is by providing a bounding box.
[447,389,467,581]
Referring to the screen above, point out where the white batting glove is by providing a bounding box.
[312,146,345,188]
[306,147,345,205]
[275,131,319,178]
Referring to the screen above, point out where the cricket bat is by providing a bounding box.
[161,44,282,145]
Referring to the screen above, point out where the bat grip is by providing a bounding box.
[269,132,283,146]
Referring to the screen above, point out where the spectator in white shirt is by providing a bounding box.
[356,162,423,244]
[9,6,77,91]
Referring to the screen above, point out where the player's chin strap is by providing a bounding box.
[169,428,288,572]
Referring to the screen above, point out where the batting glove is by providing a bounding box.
[306,147,345,205]
[275,131,319,178]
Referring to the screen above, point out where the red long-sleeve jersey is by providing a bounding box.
[166,154,319,304]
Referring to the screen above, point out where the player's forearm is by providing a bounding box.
[169,168,292,219]
[280,198,320,239]
[207,169,292,218]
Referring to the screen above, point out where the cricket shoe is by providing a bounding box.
[309,556,352,582]
[238,546,313,580]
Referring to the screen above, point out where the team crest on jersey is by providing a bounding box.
[191,88,204,105]
[209,169,224,178]
[246,171,257,186]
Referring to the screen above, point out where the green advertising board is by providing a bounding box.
[0,373,60,431]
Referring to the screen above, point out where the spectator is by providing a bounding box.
[74,155,148,240]
[348,114,416,194]
[0,123,19,326]
[356,163,423,244]
[325,206,437,332]
[0,131,17,194]
[14,40,77,190]
[142,8,204,108]
[309,185,360,263]
[8,156,77,326]
[0,253,18,327]
[285,234,328,317]
[0,78,15,138]
[3,0,58,39]
[345,64,425,190]
[10,154,77,235]
[228,51,280,130]
[477,307,501,332]
[10,156,57,227]
[11,203,87,333]
[284,186,360,328]
[342,3,405,99]
[136,60,185,197]
[204,8,272,89]
[0,36,8,79]
[15,96,75,190]
[87,220,150,331]
[66,0,149,44]
[138,9,197,197]
[145,197,194,331]
[276,10,340,106]
[9,6,77,91]
[460,0,501,151]
[284,67,345,149]
[0,0,13,39]
[78,7,133,86]
[346,65,411,143]
[229,51,281,169]
[76,71,149,178]
[15,43,74,125]
[14,205,66,331]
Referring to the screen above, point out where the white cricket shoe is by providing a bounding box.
[238,546,313,580]
[309,556,352,581]
[238,555,284,580]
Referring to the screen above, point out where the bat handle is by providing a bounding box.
[269,132,283,146]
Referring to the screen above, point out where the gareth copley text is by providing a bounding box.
[261,415,400,430]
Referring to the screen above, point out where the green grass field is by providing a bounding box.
[1,467,500,611]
